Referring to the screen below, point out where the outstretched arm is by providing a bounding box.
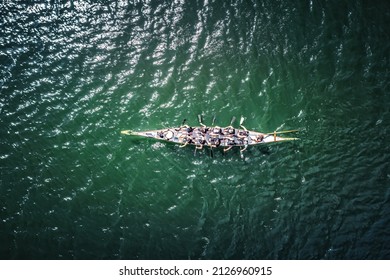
[180,142,189,148]
[240,145,248,152]
[240,124,248,131]
[224,146,233,152]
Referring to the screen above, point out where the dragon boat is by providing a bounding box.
[121,116,298,155]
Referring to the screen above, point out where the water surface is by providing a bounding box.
[1,0,389,259]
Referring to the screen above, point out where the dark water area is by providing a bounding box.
[1,0,389,259]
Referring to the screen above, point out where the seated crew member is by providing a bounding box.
[178,124,193,132]
[195,136,206,150]
[223,133,235,143]
[223,137,236,152]
[178,125,193,140]
[200,126,209,134]
[237,129,249,139]
[239,131,250,153]
[179,135,192,148]
[210,126,221,137]
[236,132,249,148]
[223,126,235,135]
[256,134,264,142]
[209,137,220,148]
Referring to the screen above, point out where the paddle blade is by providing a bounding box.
[181,118,187,126]
[198,114,203,124]
[230,116,236,126]
[211,115,216,126]
[240,116,245,125]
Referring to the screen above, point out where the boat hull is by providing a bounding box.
[121,126,298,148]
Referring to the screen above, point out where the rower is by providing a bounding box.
[200,126,209,134]
[209,137,220,148]
[195,134,206,149]
[195,139,205,150]
[179,136,192,148]
[257,134,264,142]
[223,126,235,135]
[237,129,248,139]
[179,124,193,132]
[210,126,221,138]
[223,136,235,151]
[238,114,248,155]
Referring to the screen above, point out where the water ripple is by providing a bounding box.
[1,0,389,260]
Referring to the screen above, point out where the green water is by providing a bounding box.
[1,0,389,259]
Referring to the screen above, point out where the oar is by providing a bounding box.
[211,115,216,126]
[276,137,300,141]
[265,129,299,135]
[239,116,245,126]
[181,118,187,126]
[210,147,214,158]
[229,116,236,127]
[198,114,206,126]
[239,116,248,131]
